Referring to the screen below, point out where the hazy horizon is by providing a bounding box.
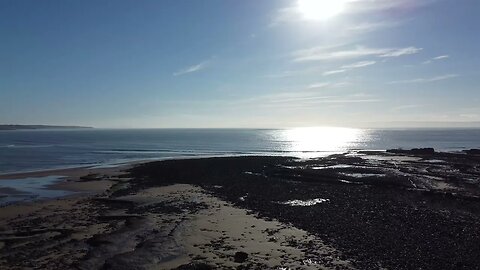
[2,121,480,129]
[1,0,479,128]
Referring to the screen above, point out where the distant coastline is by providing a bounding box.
[0,125,93,131]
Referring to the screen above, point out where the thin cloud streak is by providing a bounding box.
[259,97,381,108]
[348,0,436,13]
[173,61,210,76]
[320,61,377,78]
[391,104,424,111]
[260,97,381,108]
[341,61,376,69]
[434,55,449,60]
[293,46,422,62]
[347,21,401,33]
[233,90,381,110]
[423,55,449,64]
[307,82,351,89]
[380,47,422,57]
[308,82,330,89]
[389,74,459,84]
[323,69,347,76]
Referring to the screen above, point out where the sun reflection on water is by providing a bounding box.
[281,127,366,157]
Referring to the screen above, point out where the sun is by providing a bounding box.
[297,0,347,20]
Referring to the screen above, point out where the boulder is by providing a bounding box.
[234,251,249,263]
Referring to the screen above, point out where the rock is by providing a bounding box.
[464,149,480,155]
[174,262,214,270]
[236,263,253,270]
[234,251,249,263]
[387,148,435,155]
[411,148,435,155]
[79,173,103,181]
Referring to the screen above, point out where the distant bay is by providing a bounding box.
[0,125,92,131]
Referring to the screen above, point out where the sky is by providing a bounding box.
[1,0,479,128]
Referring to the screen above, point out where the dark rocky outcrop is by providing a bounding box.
[464,149,480,155]
[129,153,480,270]
[233,251,248,263]
[174,263,214,270]
[387,148,435,155]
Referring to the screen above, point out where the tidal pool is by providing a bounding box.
[281,198,330,206]
[0,175,72,206]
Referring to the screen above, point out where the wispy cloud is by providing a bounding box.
[293,45,422,62]
[264,97,381,107]
[423,55,449,64]
[173,61,210,76]
[321,60,377,77]
[263,70,300,79]
[389,74,458,84]
[307,82,350,89]
[254,93,380,108]
[380,47,422,57]
[391,104,423,111]
[233,90,380,109]
[348,0,436,13]
[346,21,401,33]
[433,55,449,60]
[460,113,479,119]
[263,60,368,79]
[308,82,331,89]
[341,60,376,69]
[270,7,297,27]
[323,69,347,76]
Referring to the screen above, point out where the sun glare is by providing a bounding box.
[283,127,364,157]
[297,0,347,20]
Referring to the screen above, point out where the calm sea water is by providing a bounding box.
[1,128,479,174]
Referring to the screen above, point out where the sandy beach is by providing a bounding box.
[1,149,480,269]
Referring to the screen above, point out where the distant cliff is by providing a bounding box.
[0,125,93,130]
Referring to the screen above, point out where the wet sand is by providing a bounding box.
[1,149,480,269]
[0,167,351,269]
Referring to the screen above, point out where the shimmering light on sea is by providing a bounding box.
[2,128,480,173]
[279,127,368,157]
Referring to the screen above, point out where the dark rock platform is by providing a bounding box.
[129,150,480,270]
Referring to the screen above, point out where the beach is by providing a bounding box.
[1,150,480,269]
[3,0,480,268]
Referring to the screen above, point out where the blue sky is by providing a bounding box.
[1,0,479,128]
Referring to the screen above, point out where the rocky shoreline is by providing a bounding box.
[1,149,479,269]
[129,149,480,269]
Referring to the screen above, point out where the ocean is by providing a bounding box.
[1,127,480,174]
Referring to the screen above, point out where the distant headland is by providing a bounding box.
[0,125,93,130]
